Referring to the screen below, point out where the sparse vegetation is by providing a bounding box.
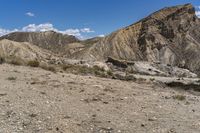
[93,65,105,72]
[62,64,73,71]
[9,59,22,66]
[125,75,137,81]
[137,78,146,82]
[62,64,107,77]
[0,57,5,64]
[173,95,186,101]
[150,78,155,81]
[40,65,56,73]
[46,66,56,72]
[166,82,200,91]
[0,56,24,66]
[107,70,113,76]
[7,77,17,81]
[27,60,40,67]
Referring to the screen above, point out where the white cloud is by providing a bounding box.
[195,6,200,18]
[0,23,95,39]
[22,23,54,32]
[26,12,35,17]
[98,34,105,37]
[0,29,11,36]
[196,11,200,18]
[61,29,81,37]
[0,28,18,36]
[80,28,94,33]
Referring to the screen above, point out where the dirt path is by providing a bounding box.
[0,64,200,133]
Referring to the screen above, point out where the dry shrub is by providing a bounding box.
[7,77,17,80]
[62,64,107,77]
[27,60,40,67]
[173,95,186,101]
[0,57,5,64]
[40,64,56,72]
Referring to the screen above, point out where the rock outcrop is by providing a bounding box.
[107,57,197,78]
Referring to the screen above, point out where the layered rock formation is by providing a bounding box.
[71,4,200,75]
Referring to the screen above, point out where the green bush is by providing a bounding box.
[173,95,186,101]
[107,70,113,76]
[150,78,155,81]
[0,57,5,64]
[27,60,40,67]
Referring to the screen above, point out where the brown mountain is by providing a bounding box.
[2,4,200,75]
[0,39,59,64]
[62,37,102,56]
[70,4,200,75]
[0,31,79,53]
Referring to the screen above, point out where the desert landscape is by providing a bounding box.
[1,3,200,133]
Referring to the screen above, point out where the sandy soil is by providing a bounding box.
[0,64,200,133]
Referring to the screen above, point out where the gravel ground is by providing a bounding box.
[0,64,200,133]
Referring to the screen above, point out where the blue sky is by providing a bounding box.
[0,0,200,39]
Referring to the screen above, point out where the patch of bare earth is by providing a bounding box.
[0,64,200,133]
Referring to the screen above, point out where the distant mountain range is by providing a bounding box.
[1,4,200,75]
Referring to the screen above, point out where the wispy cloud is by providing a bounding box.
[25,12,35,17]
[0,23,95,39]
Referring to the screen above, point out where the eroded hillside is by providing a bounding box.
[0,31,79,53]
[71,4,200,75]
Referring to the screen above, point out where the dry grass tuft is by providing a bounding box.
[27,60,40,67]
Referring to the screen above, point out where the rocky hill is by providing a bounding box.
[1,4,200,76]
[0,31,79,53]
[0,31,101,57]
[1,4,200,132]
[71,4,200,75]
[64,37,102,57]
[0,39,60,65]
